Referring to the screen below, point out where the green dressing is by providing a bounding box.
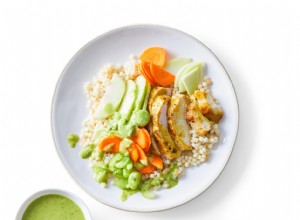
[22,194,85,220]
[67,134,79,148]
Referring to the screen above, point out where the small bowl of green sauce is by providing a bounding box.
[16,189,92,220]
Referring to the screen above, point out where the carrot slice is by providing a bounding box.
[131,128,151,152]
[141,61,157,84]
[138,64,155,86]
[149,156,163,170]
[140,129,151,152]
[98,135,122,153]
[128,145,139,162]
[135,144,148,165]
[150,63,175,87]
[140,47,166,67]
[139,62,156,86]
[139,165,155,174]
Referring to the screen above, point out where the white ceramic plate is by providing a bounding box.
[51,24,239,212]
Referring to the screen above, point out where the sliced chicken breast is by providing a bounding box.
[151,95,181,160]
[167,94,192,151]
[186,95,212,136]
[148,87,172,114]
[194,91,223,123]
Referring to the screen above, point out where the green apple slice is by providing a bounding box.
[134,75,147,111]
[95,74,126,119]
[178,66,199,92]
[181,63,204,95]
[175,62,202,88]
[119,80,138,120]
[142,82,151,111]
[165,57,192,75]
[174,63,193,88]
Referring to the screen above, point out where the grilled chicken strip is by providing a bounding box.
[151,95,181,160]
[194,91,223,123]
[186,95,212,136]
[147,87,172,155]
[168,94,192,151]
[148,87,172,114]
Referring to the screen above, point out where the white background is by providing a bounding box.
[1,0,299,219]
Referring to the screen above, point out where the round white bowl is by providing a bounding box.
[16,189,92,220]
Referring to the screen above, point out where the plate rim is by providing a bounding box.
[50,24,239,212]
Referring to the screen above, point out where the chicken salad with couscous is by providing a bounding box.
[72,47,223,201]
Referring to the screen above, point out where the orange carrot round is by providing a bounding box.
[139,165,155,174]
[98,135,122,153]
[131,128,151,152]
[128,145,139,162]
[140,47,167,67]
[149,156,163,170]
[135,144,148,164]
[139,62,157,86]
[140,128,151,152]
[150,63,175,87]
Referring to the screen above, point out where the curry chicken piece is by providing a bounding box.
[186,95,212,136]
[148,87,172,114]
[151,95,181,160]
[193,90,223,123]
[148,87,173,156]
[167,94,192,151]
